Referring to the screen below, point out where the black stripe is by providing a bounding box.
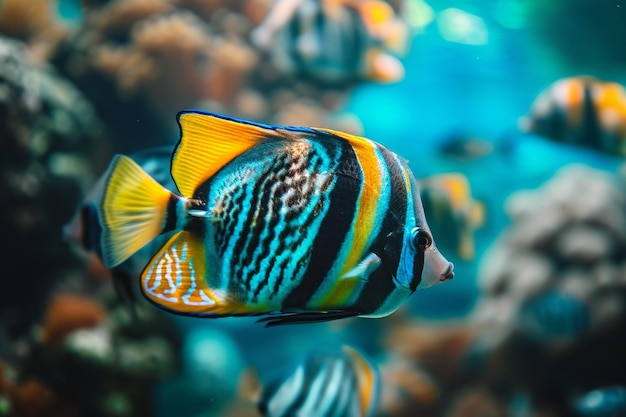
[354,146,408,313]
[250,156,295,301]
[353,261,397,313]
[346,5,365,75]
[163,194,179,233]
[580,83,602,147]
[375,146,408,275]
[282,139,361,308]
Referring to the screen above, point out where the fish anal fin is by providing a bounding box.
[141,232,253,316]
[173,111,279,198]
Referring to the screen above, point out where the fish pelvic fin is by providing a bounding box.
[141,232,257,317]
[100,155,177,268]
[173,110,280,198]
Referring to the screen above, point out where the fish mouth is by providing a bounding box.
[440,262,454,282]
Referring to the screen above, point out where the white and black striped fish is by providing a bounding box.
[98,110,454,325]
[251,0,408,84]
[255,345,380,417]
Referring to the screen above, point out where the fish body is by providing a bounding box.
[251,0,408,84]
[418,173,484,261]
[256,345,380,417]
[520,76,626,156]
[98,110,453,325]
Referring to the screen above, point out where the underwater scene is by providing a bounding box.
[1,0,626,416]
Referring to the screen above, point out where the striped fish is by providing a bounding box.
[98,110,454,325]
[419,173,485,261]
[256,345,380,417]
[520,76,626,156]
[250,0,408,84]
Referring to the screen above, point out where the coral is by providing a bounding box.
[0,36,102,337]
[40,293,107,345]
[471,163,626,412]
[443,388,508,417]
[9,379,78,417]
[385,320,478,386]
[378,358,441,417]
[50,0,372,155]
[0,0,66,61]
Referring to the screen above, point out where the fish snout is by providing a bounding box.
[440,262,454,282]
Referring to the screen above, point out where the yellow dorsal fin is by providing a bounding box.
[173,111,280,198]
[314,127,374,149]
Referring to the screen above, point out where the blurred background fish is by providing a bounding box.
[63,146,175,304]
[418,173,485,261]
[250,0,409,84]
[520,76,626,156]
[437,133,496,162]
[241,345,380,417]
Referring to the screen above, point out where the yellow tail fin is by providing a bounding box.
[99,155,175,268]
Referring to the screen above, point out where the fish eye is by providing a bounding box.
[410,227,432,251]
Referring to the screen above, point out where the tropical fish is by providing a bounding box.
[520,76,626,156]
[438,133,495,162]
[250,0,409,84]
[418,173,484,261]
[242,345,380,417]
[98,110,454,325]
[64,146,175,302]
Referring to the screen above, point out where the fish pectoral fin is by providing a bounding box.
[340,252,382,281]
[172,110,281,198]
[256,310,360,327]
[141,231,250,316]
[314,253,383,309]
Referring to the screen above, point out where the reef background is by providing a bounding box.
[1,0,625,416]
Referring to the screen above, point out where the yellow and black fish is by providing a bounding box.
[418,173,484,261]
[98,110,454,325]
[520,76,626,156]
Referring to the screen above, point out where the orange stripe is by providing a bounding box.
[340,139,382,275]
[564,78,585,127]
[313,129,384,307]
